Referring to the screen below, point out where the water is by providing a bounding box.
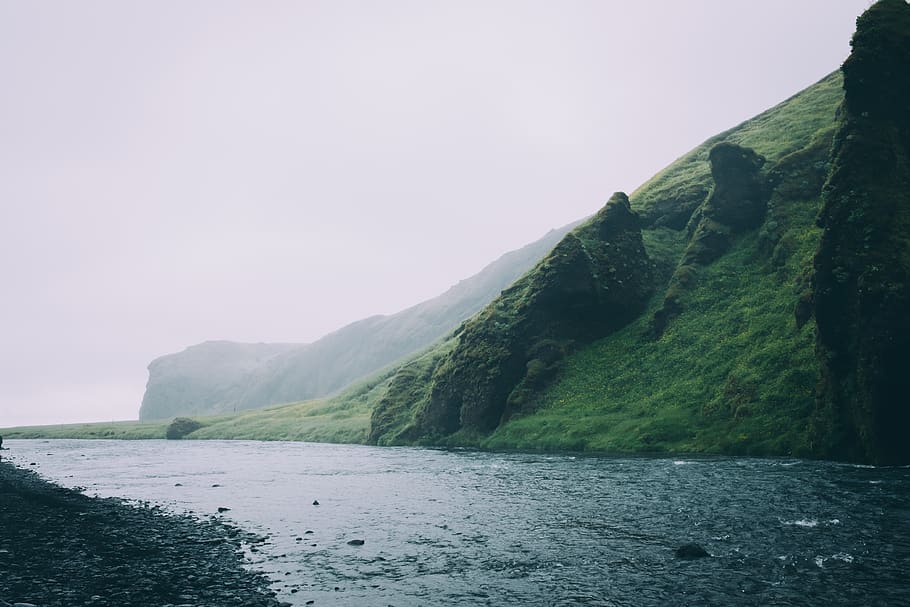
[5,439,910,606]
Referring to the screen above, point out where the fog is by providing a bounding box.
[0,1,872,426]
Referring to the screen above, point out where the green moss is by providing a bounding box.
[165,417,203,439]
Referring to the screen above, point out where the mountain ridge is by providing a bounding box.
[139,221,580,420]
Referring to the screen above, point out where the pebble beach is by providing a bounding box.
[0,460,286,607]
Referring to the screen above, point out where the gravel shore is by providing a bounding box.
[0,460,286,607]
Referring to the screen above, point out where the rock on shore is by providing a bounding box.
[0,461,286,607]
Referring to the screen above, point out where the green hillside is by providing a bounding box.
[364,1,909,463]
[365,70,841,454]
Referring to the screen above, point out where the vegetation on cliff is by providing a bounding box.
[359,3,909,462]
[810,0,910,464]
[362,67,844,455]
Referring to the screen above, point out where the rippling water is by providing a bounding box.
[6,439,910,606]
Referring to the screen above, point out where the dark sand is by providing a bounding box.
[0,460,287,607]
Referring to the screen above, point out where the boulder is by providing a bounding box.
[674,543,710,559]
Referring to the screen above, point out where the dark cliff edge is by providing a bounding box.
[810,0,910,465]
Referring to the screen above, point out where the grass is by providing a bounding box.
[0,420,170,440]
[1,399,371,444]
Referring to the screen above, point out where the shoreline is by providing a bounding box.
[0,460,286,607]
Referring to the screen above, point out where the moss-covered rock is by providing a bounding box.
[369,193,653,443]
[810,0,910,464]
[704,143,769,230]
[652,142,771,335]
[165,417,203,440]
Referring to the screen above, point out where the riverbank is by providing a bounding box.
[0,460,286,607]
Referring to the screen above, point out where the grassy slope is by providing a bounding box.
[1,420,170,440]
[486,230,819,455]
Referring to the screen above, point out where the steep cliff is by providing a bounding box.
[810,0,910,464]
[140,342,298,420]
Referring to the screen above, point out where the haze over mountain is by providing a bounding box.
[140,222,577,419]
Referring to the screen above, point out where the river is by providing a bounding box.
[4,439,908,606]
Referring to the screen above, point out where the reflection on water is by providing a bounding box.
[7,439,910,606]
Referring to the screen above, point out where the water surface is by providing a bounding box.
[6,439,909,606]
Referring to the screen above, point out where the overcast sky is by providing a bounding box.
[0,1,873,427]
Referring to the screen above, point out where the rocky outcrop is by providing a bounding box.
[165,417,203,439]
[652,142,771,335]
[701,143,770,232]
[810,0,910,464]
[375,192,653,441]
[674,543,710,559]
[139,222,578,420]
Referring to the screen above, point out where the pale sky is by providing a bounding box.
[0,0,873,427]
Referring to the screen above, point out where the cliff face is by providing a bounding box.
[139,222,577,420]
[811,0,910,464]
[139,342,298,420]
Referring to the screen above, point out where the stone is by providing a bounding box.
[675,543,710,559]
